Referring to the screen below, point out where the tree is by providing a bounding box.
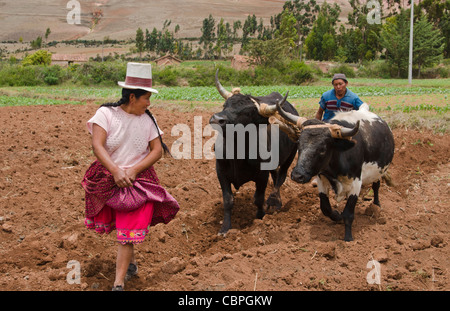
[146,28,158,52]
[304,2,341,61]
[274,9,298,50]
[177,41,193,60]
[344,0,382,63]
[338,27,369,63]
[413,15,445,77]
[247,37,291,67]
[135,28,144,60]
[200,14,216,48]
[279,0,320,60]
[159,29,175,54]
[30,36,42,49]
[22,50,52,66]
[45,28,51,40]
[232,20,242,42]
[322,33,336,60]
[379,12,410,77]
[215,18,233,59]
[419,0,450,58]
[242,14,258,49]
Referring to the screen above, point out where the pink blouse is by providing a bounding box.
[87,106,163,169]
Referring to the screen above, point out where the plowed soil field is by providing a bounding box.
[0,102,448,291]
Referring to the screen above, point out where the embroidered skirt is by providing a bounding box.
[81,160,180,244]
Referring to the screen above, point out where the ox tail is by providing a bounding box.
[382,171,395,187]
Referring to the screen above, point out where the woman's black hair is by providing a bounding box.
[100,88,171,156]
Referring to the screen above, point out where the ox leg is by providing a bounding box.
[266,170,281,211]
[218,180,234,235]
[266,150,296,210]
[372,180,380,206]
[341,195,358,242]
[319,193,342,222]
[254,174,269,220]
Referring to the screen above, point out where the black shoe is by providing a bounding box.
[125,263,138,280]
[112,285,124,291]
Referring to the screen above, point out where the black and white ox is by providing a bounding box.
[276,95,395,241]
[209,70,298,234]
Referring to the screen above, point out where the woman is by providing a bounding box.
[81,62,179,291]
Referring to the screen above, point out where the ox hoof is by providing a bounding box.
[256,209,265,220]
[330,210,343,222]
[218,224,231,236]
[264,198,282,213]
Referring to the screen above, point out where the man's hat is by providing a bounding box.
[118,62,158,94]
[332,73,348,84]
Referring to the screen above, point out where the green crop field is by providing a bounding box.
[0,78,448,132]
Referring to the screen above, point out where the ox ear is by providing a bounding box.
[332,138,356,152]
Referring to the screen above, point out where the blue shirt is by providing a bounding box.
[319,89,364,121]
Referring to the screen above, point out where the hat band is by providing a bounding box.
[125,76,153,88]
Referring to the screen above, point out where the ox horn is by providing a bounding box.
[215,69,232,100]
[275,92,308,128]
[340,120,360,138]
[252,98,277,118]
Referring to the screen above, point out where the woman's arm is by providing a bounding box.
[125,137,163,182]
[91,123,133,188]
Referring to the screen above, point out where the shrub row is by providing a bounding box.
[0,59,448,87]
[0,60,315,87]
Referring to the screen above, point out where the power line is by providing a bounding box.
[408,0,414,85]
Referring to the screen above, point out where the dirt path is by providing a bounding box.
[0,103,448,291]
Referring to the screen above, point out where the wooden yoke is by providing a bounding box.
[301,124,353,140]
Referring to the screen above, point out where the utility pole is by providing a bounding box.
[408,0,414,85]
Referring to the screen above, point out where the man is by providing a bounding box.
[311,74,366,187]
[315,73,367,121]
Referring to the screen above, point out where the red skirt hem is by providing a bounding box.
[85,201,154,245]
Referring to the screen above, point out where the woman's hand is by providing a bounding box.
[124,138,162,181]
[92,124,134,188]
[112,168,133,188]
[124,167,138,184]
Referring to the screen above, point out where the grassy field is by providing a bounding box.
[0,78,448,132]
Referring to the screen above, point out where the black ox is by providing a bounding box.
[209,70,298,234]
[276,95,395,241]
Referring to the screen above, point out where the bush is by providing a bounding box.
[329,63,356,78]
[41,65,65,85]
[176,64,219,87]
[22,50,52,66]
[0,64,41,86]
[253,66,282,85]
[0,59,316,88]
[283,61,314,84]
[156,66,179,86]
[357,60,393,79]
[75,61,126,86]
[438,65,449,78]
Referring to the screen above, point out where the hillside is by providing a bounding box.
[0,0,353,42]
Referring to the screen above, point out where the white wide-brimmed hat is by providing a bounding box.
[118,62,158,94]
